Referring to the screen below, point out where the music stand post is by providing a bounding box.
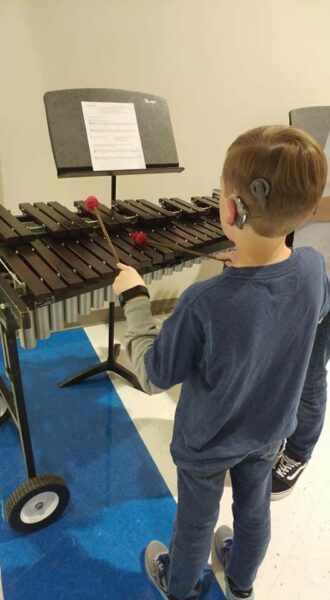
[44,89,184,390]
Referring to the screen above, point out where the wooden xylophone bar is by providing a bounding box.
[0,194,232,348]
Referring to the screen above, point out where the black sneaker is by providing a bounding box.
[271,449,308,500]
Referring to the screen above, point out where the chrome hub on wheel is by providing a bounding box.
[20,491,60,524]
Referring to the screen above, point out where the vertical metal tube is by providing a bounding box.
[184,259,194,269]
[78,292,92,316]
[143,272,153,285]
[65,297,78,323]
[34,306,50,340]
[91,287,105,309]
[152,268,163,281]
[18,312,36,349]
[49,301,65,331]
[104,285,114,303]
[173,262,184,272]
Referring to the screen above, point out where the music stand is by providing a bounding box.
[44,88,184,389]
[287,106,330,248]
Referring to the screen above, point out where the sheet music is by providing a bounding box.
[81,101,146,171]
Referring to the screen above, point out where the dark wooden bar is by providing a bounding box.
[19,203,64,237]
[0,205,35,244]
[31,240,84,289]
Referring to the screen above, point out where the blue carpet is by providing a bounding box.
[0,329,224,599]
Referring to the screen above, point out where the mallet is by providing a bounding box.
[84,196,120,264]
[131,231,225,262]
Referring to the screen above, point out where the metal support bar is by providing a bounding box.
[0,309,37,478]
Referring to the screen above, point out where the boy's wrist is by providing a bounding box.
[124,296,149,306]
[118,285,150,308]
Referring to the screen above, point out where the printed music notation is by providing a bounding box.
[81,101,146,171]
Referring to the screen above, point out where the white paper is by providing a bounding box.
[81,101,146,171]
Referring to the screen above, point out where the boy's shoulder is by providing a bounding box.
[294,245,326,268]
[181,246,326,308]
[182,272,223,302]
[294,245,324,258]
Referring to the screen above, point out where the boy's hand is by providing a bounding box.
[113,263,146,296]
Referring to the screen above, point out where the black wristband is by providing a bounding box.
[118,285,150,308]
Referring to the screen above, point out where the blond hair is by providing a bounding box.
[222,125,328,237]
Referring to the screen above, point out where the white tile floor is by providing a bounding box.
[86,317,330,600]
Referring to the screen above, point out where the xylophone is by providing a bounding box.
[0,192,232,533]
[0,193,231,349]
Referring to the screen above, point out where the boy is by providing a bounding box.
[271,131,330,499]
[113,126,329,600]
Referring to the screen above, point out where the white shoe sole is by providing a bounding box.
[271,486,295,501]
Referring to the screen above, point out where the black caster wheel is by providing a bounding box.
[0,392,10,425]
[6,474,70,533]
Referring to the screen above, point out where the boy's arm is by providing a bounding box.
[320,272,330,321]
[123,294,204,394]
[114,263,204,394]
[112,263,163,394]
[123,297,165,395]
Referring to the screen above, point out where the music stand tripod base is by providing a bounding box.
[59,301,143,391]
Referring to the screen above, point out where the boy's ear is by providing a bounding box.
[226,197,237,226]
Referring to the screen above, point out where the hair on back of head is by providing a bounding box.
[222,125,328,237]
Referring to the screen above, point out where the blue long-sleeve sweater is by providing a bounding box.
[123,248,330,469]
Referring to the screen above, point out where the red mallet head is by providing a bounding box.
[131,231,148,247]
[84,196,100,212]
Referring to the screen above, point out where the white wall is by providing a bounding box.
[1,0,330,295]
